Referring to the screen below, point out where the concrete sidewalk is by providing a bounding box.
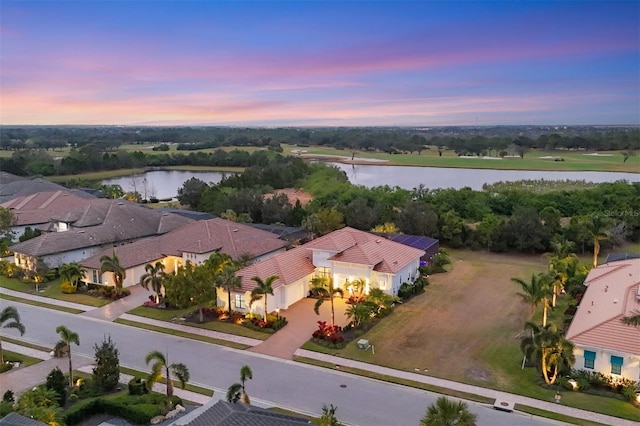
[2,286,637,426]
[294,349,636,426]
[0,287,95,312]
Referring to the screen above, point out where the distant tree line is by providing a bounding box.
[1,125,637,158]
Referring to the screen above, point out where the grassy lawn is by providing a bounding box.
[127,306,269,340]
[0,276,110,307]
[0,293,83,314]
[3,350,43,368]
[300,249,640,421]
[114,318,251,350]
[282,144,640,173]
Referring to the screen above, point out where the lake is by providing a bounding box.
[102,165,639,199]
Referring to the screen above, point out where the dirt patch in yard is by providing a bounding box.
[264,188,313,207]
[336,250,547,388]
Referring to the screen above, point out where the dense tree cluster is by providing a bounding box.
[177,156,639,254]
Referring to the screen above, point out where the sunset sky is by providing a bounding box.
[1,1,638,126]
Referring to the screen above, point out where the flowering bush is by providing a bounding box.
[346,295,365,305]
[311,321,345,348]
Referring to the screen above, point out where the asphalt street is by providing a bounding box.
[4,301,559,426]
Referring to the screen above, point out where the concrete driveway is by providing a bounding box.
[79,284,154,321]
[249,296,350,359]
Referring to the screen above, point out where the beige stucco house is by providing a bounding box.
[565,258,640,381]
[221,227,425,316]
[80,218,288,288]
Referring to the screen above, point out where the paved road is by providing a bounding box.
[2,301,558,426]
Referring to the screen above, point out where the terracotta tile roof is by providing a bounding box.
[566,258,640,355]
[0,174,94,203]
[81,218,288,269]
[2,191,106,226]
[10,200,193,257]
[237,227,424,291]
[237,245,315,292]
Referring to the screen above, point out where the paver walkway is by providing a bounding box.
[249,297,349,358]
[79,284,155,321]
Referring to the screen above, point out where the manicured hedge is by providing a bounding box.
[63,394,182,425]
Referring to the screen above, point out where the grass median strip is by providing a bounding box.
[3,336,53,353]
[119,366,214,397]
[514,405,607,426]
[4,350,43,368]
[114,318,250,350]
[0,293,83,314]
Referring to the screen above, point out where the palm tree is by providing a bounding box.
[420,396,477,426]
[99,251,126,293]
[55,325,79,387]
[145,350,190,399]
[520,322,575,385]
[311,276,343,326]
[1,306,26,363]
[587,214,610,267]
[58,262,85,287]
[511,273,552,326]
[319,403,343,426]
[622,310,640,327]
[226,365,253,404]
[547,252,578,308]
[346,302,375,328]
[139,261,165,301]
[249,275,278,317]
[216,264,242,315]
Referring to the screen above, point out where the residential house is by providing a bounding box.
[10,200,193,270]
[80,218,288,288]
[373,232,439,264]
[565,258,640,381]
[0,172,94,204]
[224,227,424,316]
[1,190,104,242]
[171,399,310,426]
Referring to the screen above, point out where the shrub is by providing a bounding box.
[0,363,13,373]
[60,281,77,294]
[128,377,148,395]
[0,401,13,417]
[45,367,67,406]
[2,390,15,404]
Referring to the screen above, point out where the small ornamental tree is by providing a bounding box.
[93,335,120,392]
[45,367,67,406]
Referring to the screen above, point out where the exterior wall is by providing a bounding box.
[182,252,211,265]
[573,345,640,381]
[42,247,104,269]
[390,260,421,295]
[311,249,336,268]
[251,247,287,264]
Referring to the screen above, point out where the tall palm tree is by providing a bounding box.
[145,350,190,399]
[1,306,26,363]
[58,262,85,287]
[139,261,166,301]
[99,251,126,293]
[311,276,343,326]
[249,275,278,317]
[216,264,242,315]
[520,322,575,385]
[588,214,610,267]
[420,396,477,426]
[547,253,578,308]
[511,273,552,326]
[226,365,253,404]
[55,325,79,387]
